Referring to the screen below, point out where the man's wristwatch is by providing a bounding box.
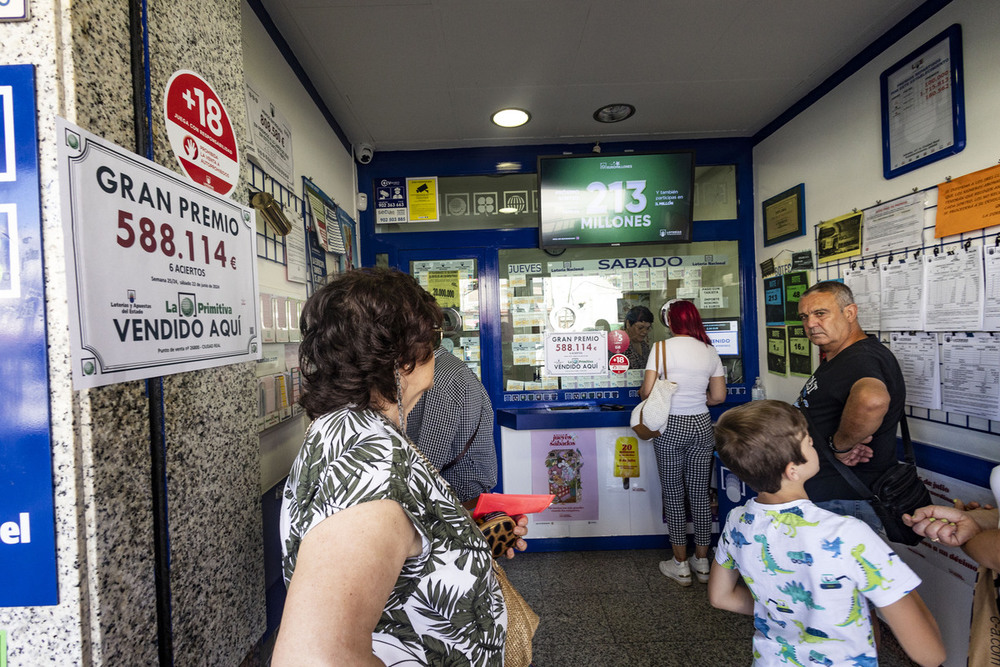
[828,435,854,454]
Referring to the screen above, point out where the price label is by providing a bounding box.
[768,338,786,356]
[115,211,237,270]
[164,70,239,196]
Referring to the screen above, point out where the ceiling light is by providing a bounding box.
[593,103,635,123]
[499,207,518,214]
[492,108,530,128]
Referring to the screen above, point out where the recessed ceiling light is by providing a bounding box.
[593,103,635,123]
[492,108,530,128]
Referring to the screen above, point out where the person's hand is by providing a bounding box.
[902,504,987,547]
[502,515,529,560]
[834,442,873,466]
[954,499,996,512]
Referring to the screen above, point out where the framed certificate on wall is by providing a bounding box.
[880,24,965,180]
[762,183,805,246]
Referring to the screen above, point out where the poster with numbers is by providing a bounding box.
[57,118,261,389]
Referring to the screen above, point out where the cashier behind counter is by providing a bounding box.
[622,306,654,368]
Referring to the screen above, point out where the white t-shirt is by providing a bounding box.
[717,498,921,667]
[646,336,726,415]
[645,336,724,414]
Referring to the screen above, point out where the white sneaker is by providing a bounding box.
[689,556,710,584]
[658,558,692,587]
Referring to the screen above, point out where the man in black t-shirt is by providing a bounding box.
[794,281,905,529]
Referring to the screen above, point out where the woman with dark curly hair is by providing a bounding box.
[272,268,506,666]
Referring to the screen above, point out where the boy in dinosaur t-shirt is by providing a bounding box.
[708,401,944,667]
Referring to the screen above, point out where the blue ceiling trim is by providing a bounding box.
[753,0,954,146]
[246,0,352,153]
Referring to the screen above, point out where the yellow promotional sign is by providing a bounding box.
[407,177,439,222]
[427,270,460,308]
[613,437,640,478]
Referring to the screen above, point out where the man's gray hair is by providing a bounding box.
[801,281,855,309]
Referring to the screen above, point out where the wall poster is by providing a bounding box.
[531,430,598,521]
[766,326,788,376]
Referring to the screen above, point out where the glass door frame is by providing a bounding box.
[395,245,502,401]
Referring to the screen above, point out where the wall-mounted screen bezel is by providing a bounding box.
[538,150,695,249]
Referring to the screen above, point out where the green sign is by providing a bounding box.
[539,151,693,248]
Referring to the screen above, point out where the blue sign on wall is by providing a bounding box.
[0,65,58,606]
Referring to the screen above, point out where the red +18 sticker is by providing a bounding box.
[163,70,239,196]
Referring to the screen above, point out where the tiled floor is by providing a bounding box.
[503,548,918,667]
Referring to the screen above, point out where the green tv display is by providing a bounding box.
[538,151,694,248]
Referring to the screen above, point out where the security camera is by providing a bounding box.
[354,143,374,165]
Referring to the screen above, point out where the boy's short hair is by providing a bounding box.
[714,400,809,493]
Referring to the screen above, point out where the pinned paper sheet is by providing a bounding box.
[472,493,555,520]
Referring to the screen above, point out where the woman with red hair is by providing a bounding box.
[639,299,727,587]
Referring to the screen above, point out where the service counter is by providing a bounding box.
[497,406,673,549]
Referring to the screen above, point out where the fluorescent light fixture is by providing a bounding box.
[499,207,518,214]
[492,108,530,128]
[593,103,635,123]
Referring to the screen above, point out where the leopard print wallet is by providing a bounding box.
[476,511,519,558]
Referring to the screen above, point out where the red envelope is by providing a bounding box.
[472,493,555,520]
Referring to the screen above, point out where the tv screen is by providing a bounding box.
[703,318,740,357]
[538,151,694,248]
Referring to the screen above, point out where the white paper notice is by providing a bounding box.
[984,246,1000,331]
[923,248,984,331]
[284,210,308,284]
[889,332,941,410]
[940,332,1000,420]
[862,194,925,255]
[844,265,881,332]
[700,286,723,310]
[879,259,925,331]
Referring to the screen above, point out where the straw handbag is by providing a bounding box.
[493,560,539,667]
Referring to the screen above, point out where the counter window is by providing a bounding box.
[498,241,742,398]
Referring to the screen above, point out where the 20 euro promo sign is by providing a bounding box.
[57,118,260,389]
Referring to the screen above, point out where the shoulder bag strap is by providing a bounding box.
[798,405,873,500]
[898,414,916,466]
[657,340,668,380]
[440,415,482,473]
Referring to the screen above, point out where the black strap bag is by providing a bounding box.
[803,409,931,546]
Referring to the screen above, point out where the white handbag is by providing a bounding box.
[630,340,677,440]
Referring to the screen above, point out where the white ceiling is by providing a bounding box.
[257,0,931,153]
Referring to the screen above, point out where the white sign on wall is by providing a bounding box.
[244,77,294,189]
[57,118,261,389]
[544,331,608,376]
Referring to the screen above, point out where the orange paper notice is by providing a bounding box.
[472,493,555,520]
[935,164,1000,238]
